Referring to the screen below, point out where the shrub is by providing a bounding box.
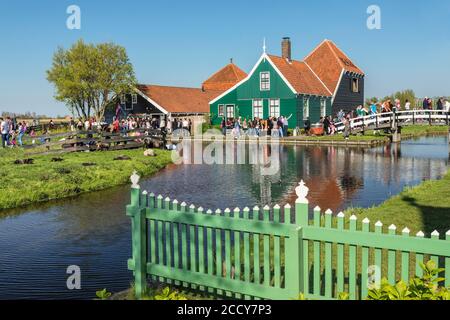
[96,288,112,300]
[367,260,449,300]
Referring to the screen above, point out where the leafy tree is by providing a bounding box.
[365,97,378,106]
[393,89,416,107]
[47,39,136,121]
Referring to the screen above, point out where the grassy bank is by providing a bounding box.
[0,148,173,210]
[346,169,450,236]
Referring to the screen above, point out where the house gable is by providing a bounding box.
[209,54,296,105]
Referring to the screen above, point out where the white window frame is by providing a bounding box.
[120,94,126,105]
[320,99,327,117]
[226,105,235,119]
[303,97,310,120]
[218,104,225,117]
[132,94,138,105]
[269,99,280,118]
[253,99,264,119]
[260,72,270,91]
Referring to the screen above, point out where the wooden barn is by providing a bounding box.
[106,61,247,130]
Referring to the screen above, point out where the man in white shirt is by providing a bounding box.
[1,117,9,148]
[404,99,411,111]
[444,99,450,113]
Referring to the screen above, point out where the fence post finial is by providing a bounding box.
[131,170,140,189]
[295,180,309,204]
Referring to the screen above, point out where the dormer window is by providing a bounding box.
[260,72,270,91]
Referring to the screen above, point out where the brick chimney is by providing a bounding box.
[282,37,291,61]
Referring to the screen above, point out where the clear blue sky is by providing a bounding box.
[1,0,449,116]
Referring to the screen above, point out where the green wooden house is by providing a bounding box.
[210,38,333,129]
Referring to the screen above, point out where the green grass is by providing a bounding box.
[346,169,450,235]
[0,148,173,211]
[400,125,449,136]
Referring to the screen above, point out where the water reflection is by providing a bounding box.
[0,136,447,299]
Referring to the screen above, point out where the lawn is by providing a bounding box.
[0,148,173,211]
[346,169,450,236]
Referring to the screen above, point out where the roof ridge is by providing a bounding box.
[326,40,365,75]
[139,84,208,91]
[325,40,345,69]
[303,39,329,61]
[303,61,333,95]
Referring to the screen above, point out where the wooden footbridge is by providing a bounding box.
[334,110,450,141]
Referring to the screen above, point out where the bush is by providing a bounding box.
[367,260,449,300]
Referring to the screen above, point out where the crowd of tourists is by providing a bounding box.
[0,117,36,148]
[220,115,292,138]
[70,116,193,135]
[3,97,449,148]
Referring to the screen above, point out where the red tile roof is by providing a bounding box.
[202,63,247,91]
[304,40,364,94]
[267,54,332,96]
[137,85,223,114]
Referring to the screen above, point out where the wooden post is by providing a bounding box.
[446,230,450,287]
[128,172,148,299]
[293,180,309,297]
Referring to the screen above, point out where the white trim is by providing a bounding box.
[225,104,235,119]
[331,68,345,104]
[209,53,297,105]
[320,98,327,117]
[218,104,225,117]
[303,97,310,120]
[259,71,270,91]
[131,93,138,104]
[304,61,333,96]
[209,54,267,105]
[265,55,297,94]
[134,87,169,115]
[252,99,264,119]
[269,98,280,118]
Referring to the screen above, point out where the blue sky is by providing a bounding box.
[1,0,449,116]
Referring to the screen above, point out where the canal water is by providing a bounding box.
[0,136,448,299]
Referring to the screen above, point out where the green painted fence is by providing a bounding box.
[127,174,450,300]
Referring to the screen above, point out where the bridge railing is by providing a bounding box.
[127,175,450,300]
[335,110,450,133]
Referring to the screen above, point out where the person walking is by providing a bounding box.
[221,118,226,136]
[343,117,350,140]
[423,97,429,110]
[323,116,331,135]
[1,117,8,148]
[277,117,284,137]
[17,122,25,147]
[304,117,311,136]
